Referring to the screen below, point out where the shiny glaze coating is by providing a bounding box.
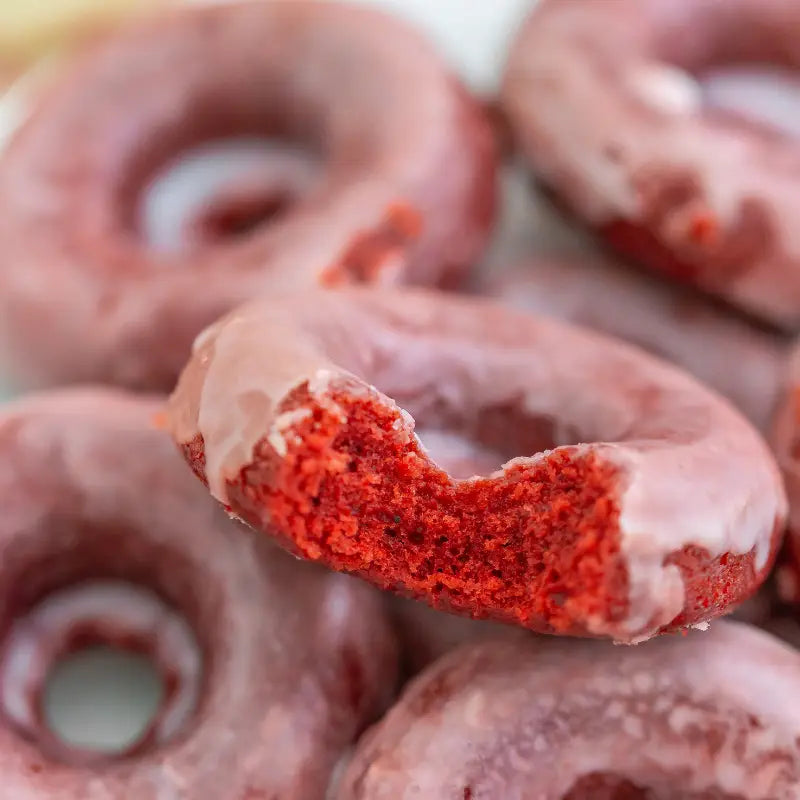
[338,622,800,799]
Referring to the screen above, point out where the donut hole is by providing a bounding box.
[139,137,321,253]
[188,186,296,243]
[43,645,164,755]
[639,5,800,137]
[409,401,561,480]
[0,580,201,763]
[0,519,217,764]
[701,65,800,138]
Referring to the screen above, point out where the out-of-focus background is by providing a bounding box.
[0,0,554,757]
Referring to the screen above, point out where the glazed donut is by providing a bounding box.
[502,0,800,328]
[0,1,496,390]
[167,287,786,643]
[337,621,800,799]
[0,389,396,798]
[479,257,788,432]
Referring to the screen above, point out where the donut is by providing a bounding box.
[0,1,496,390]
[166,287,786,643]
[336,621,800,799]
[0,389,396,798]
[502,0,800,328]
[478,256,788,431]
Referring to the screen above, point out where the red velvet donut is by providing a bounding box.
[502,0,800,328]
[0,1,496,390]
[337,622,800,799]
[167,288,786,643]
[0,389,396,798]
[479,257,788,432]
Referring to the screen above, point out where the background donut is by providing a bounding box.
[0,1,496,390]
[502,0,800,328]
[0,389,396,798]
[167,287,785,643]
[477,255,788,432]
[337,622,800,799]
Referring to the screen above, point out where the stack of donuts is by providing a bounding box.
[3,1,800,797]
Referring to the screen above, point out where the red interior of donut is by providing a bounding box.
[210,385,630,635]
[180,376,769,638]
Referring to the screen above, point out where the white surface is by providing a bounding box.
[0,0,542,761]
[45,647,164,753]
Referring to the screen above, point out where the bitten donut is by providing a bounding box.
[337,622,800,799]
[167,288,786,643]
[0,1,495,390]
[0,389,396,798]
[479,257,788,431]
[502,0,800,328]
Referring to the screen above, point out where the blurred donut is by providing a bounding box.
[479,256,788,431]
[338,622,800,798]
[167,287,785,643]
[0,1,496,389]
[503,0,800,328]
[0,389,396,798]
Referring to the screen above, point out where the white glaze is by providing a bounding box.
[628,63,703,116]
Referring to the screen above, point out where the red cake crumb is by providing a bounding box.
[183,380,773,638]
[216,383,628,635]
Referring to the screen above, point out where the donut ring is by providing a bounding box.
[479,257,788,432]
[0,1,496,390]
[167,287,786,643]
[502,0,800,328]
[337,622,800,799]
[0,389,396,797]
